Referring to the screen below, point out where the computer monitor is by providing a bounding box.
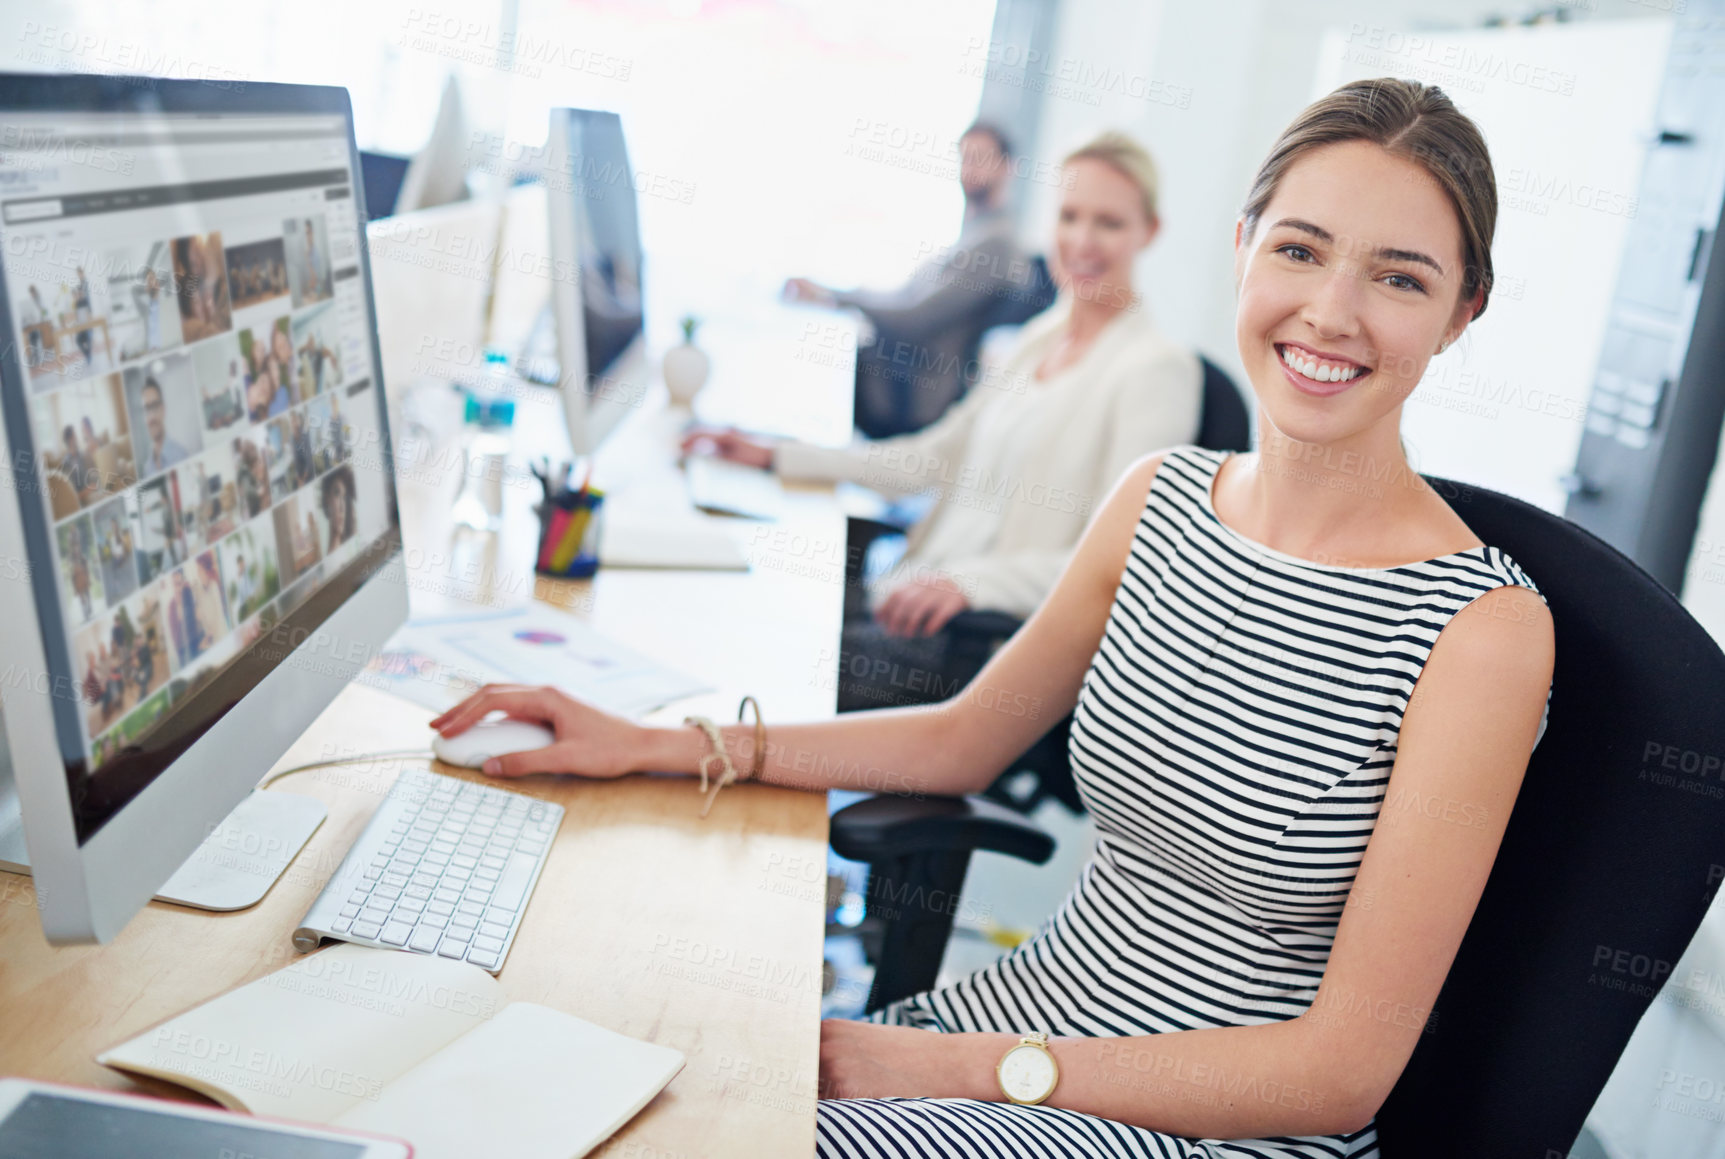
[0,75,406,943]
[517,107,648,456]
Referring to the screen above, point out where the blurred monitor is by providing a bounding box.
[515,107,647,456]
[394,74,471,215]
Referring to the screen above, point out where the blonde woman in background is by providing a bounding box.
[684,131,1203,711]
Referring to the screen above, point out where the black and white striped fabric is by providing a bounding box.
[817,445,1552,1159]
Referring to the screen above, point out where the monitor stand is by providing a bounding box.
[0,761,327,913]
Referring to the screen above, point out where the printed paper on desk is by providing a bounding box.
[358,608,709,717]
[438,609,710,716]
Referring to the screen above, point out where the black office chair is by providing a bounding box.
[830,470,1725,1157]
[357,150,412,220]
[853,255,1059,440]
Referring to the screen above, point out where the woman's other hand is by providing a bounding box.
[783,277,837,307]
[874,573,971,638]
[819,1020,996,1101]
[678,425,775,470]
[428,683,644,779]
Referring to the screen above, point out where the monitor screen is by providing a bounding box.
[0,105,398,843]
[563,110,643,385]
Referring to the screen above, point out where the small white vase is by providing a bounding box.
[663,342,711,407]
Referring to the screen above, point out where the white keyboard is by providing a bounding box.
[292,768,563,974]
[685,454,784,520]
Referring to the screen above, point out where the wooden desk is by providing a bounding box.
[0,328,857,1155]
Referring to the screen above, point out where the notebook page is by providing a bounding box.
[331,1001,685,1159]
[98,944,502,1122]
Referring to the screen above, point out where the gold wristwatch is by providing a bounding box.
[996,1031,1059,1105]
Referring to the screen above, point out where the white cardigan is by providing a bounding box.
[773,294,1204,617]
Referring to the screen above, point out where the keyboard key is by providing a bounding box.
[466,948,502,970]
[478,921,510,940]
[452,855,479,870]
[401,840,429,856]
[436,936,467,958]
[484,905,516,923]
[420,912,448,930]
[373,885,402,903]
[456,900,484,918]
[409,927,442,953]
[352,920,383,940]
[396,896,426,915]
[339,903,360,919]
[405,883,434,900]
[381,872,409,889]
[445,866,472,883]
[379,920,414,946]
[332,916,353,933]
[516,840,544,857]
[430,840,458,856]
[358,905,392,926]
[473,934,504,954]
[422,852,450,870]
[348,889,371,906]
[491,852,538,911]
[432,887,461,905]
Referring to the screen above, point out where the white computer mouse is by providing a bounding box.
[432,719,558,769]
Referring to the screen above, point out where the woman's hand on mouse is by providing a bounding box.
[429,684,642,779]
[677,425,775,470]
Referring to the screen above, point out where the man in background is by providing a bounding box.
[784,122,1047,438]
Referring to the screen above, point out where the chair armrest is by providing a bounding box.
[942,610,1024,642]
[830,794,1055,866]
[845,516,910,587]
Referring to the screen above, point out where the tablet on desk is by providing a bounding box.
[0,1079,412,1158]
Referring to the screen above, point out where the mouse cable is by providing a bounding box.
[257,748,437,791]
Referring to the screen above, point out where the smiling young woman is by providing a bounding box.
[429,77,1556,1159]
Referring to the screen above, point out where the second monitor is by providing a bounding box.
[516,107,649,458]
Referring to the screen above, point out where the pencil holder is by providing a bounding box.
[534,489,604,579]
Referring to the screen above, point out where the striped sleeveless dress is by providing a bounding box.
[817,445,1552,1159]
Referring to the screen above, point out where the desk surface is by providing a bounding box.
[0,310,856,1156]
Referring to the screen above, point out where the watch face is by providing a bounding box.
[1000,1044,1057,1103]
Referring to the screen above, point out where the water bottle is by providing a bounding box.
[450,350,515,532]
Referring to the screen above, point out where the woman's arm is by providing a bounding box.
[821,582,1555,1138]
[432,453,1172,798]
[772,308,1066,493]
[832,235,1027,341]
[771,376,992,496]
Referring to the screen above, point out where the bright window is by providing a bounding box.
[24,0,998,328]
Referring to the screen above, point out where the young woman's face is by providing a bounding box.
[1233,139,1478,447]
[1053,157,1157,309]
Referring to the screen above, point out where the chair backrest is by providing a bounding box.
[1194,356,1251,453]
[1376,474,1725,1157]
[978,253,1057,333]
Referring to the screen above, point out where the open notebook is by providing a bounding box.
[97,943,684,1159]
